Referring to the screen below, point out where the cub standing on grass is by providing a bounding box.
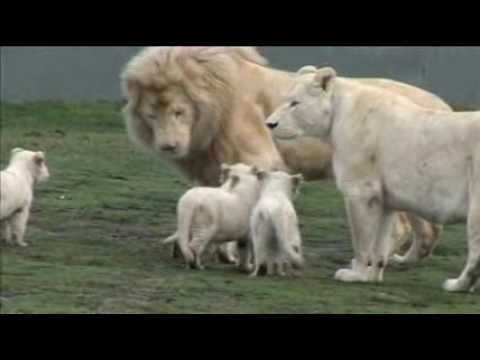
[250,170,304,277]
[163,163,261,272]
[0,148,50,247]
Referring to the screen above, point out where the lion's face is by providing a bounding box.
[135,87,195,159]
[266,67,337,142]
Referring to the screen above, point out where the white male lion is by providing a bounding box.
[266,66,480,293]
[120,47,449,264]
[250,170,304,277]
[1,148,50,247]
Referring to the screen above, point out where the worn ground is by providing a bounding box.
[0,102,478,314]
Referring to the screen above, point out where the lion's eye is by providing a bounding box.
[290,100,300,108]
[174,110,184,118]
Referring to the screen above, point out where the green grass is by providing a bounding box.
[1,102,479,314]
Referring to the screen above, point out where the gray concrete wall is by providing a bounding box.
[2,46,480,106]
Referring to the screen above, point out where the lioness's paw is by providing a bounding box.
[334,268,369,283]
[442,278,470,293]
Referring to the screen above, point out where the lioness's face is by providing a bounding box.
[137,87,195,159]
[266,67,337,141]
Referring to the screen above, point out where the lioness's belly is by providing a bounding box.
[382,151,470,224]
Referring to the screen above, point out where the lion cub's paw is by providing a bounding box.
[334,268,369,283]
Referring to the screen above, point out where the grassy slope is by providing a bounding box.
[0,102,478,314]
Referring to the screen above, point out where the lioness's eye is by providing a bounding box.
[174,110,184,117]
[290,100,299,108]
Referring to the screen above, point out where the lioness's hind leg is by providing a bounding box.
[444,154,480,292]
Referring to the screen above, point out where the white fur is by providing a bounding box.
[1,148,50,247]
[164,163,260,271]
[267,66,480,293]
[249,171,304,277]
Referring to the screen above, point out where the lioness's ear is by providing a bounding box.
[297,66,317,76]
[313,67,337,93]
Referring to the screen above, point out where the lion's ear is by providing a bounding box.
[121,77,141,106]
[313,67,337,93]
[297,66,317,76]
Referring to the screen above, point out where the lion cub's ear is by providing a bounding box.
[219,163,231,183]
[297,66,317,76]
[313,67,337,93]
[252,167,268,181]
[291,174,304,193]
[33,152,45,166]
[11,147,24,155]
[229,175,240,189]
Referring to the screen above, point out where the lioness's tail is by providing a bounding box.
[176,202,195,266]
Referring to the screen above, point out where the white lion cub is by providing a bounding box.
[163,163,261,271]
[1,148,50,247]
[250,170,305,277]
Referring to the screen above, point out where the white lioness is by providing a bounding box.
[0,148,50,247]
[266,66,480,293]
[250,170,304,277]
[163,163,260,271]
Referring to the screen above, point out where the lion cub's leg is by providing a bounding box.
[3,220,14,245]
[237,239,253,273]
[335,182,385,283]
[10,207,30,247]
[190,228,216,270]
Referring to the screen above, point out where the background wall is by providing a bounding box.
[2,46,479,106]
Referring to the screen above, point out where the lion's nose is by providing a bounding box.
[266,121,279,130]
[161,144,177,153]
